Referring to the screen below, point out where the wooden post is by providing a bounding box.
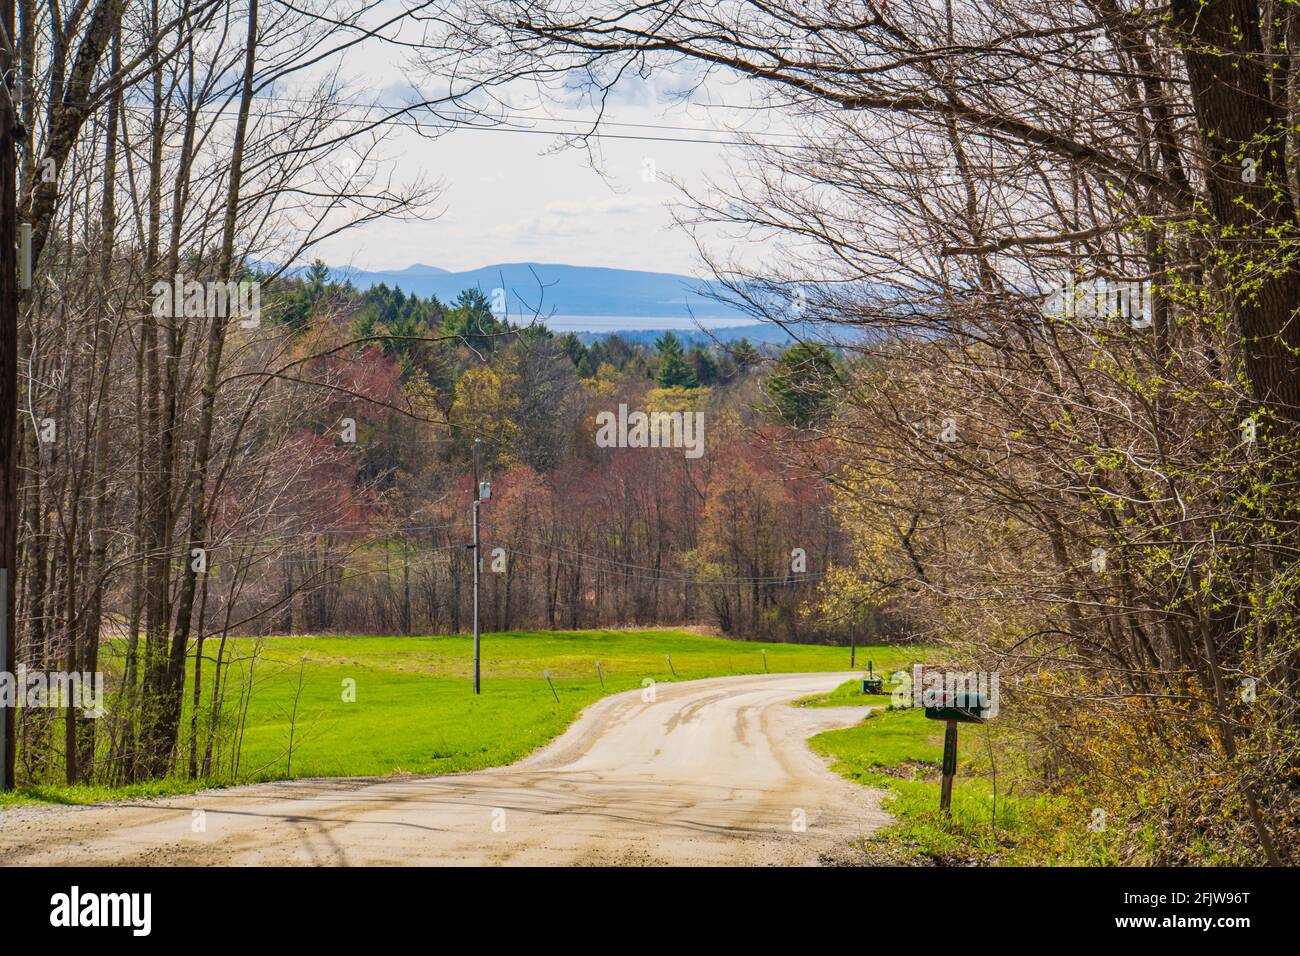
[401,538,411,636]
[940,719,958,814]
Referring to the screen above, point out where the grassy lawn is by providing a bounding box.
[794,677,894,709]
[808,678,1115,865]
[3,629,924,806]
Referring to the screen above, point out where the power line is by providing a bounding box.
[264,94,810,141]
[507,534,825,583]
[502,545,827,588]
[115,99,815,150]
[114,88,809,140]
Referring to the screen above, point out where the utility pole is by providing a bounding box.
[400,537,410,636]
[0,0,19,791]
[471,438,481,695]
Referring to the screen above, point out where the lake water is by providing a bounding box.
[519,314,758,333]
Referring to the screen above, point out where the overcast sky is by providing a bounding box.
[298,4,776,278]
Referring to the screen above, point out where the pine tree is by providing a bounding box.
[655,332,697,388]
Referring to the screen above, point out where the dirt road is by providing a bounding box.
[0,672,887,866]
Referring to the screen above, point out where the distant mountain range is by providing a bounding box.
[303,260,833,345]
[329,261,751,323]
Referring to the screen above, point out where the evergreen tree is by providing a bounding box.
[655,331,698,388]
[729,337,761,371]
[765,342,839,427]
[687,346,719,386]
[442,288,507,353]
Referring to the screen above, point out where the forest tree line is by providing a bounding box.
[218,266,865,646]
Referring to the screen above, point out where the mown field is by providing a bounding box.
[6,629,924,806]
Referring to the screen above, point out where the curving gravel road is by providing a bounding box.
[0,672,887,866]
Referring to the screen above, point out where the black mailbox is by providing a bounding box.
[924,702,986,723]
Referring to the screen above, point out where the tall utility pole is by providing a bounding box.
[471,438,481,695]
[0,0,19,791]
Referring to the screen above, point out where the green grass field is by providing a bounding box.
[4,629,925,806]
[808,678,1113,865]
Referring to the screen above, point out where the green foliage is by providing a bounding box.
[655,332,698,388]
[269,258,333,332]
[585,334,635,372]
[687,346,719,385]
[654,330,686,357]
[441,288,508,353]
[765,342,840,428]
[729,337,761,371]
[557,331,594,376]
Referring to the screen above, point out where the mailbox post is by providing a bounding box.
[940,719,959,813]
[914,665,991,815]
[861,660,883,695]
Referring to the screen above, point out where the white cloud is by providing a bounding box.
[486,194,669,242]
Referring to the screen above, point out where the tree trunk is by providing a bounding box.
[150,0,258,776]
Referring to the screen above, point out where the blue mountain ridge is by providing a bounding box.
[331,261,750,320]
